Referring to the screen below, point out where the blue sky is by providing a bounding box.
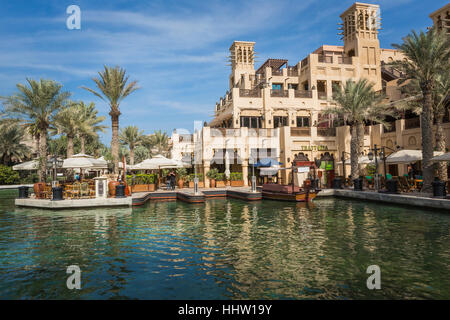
[0,0,447,144]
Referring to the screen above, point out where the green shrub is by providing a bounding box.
[176,168,187,180]
[230,172,243,181]
[206,168,219,179]
[0,165,20,185]
[216,173,225,181]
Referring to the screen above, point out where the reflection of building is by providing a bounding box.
[171,2,450,185]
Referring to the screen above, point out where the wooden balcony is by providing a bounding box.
[290,127,311,136]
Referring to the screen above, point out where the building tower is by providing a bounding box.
[228,41,256,89]
[339,2,382,90]
[430,3,450,34]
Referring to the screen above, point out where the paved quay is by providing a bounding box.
[317,188,450,212]
[15,197,132,209]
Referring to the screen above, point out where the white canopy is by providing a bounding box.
[90,156,108,169]
[430,152,450,162]
[13,160,39,171]
[385,150,444,164]
[337,155,374,165]
[63,153,98,169]
[133,154,179,170]
[260,165,281,176]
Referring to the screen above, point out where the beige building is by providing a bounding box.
[171,2,450,186]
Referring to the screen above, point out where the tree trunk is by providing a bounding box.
[110,111,120,174]
[435,111,447,181]
[80,135,86,154]
[34,132,40,157]
[130,147,134,165]
[39,128,47,182]
[67,135,74,158]
[421,88,434,193]
[357,123,364,176]
[350,125,359,179]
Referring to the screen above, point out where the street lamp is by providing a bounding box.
[47,155,64,187]
[340,151,351,185]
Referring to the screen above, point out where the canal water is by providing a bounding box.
[0,190,449,299]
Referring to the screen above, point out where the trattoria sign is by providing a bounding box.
[300,145,329,151]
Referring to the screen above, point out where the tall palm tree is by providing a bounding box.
[324,79,388,179]
[82,66,139,174]
[0,123,31,165]
[149,130,171,157]
[391,27,450,192]
[2,79,70,181]
[119,125,144,165]
[52,104,81,158]
[77,101,107,154]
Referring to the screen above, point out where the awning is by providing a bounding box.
[253,158,282,167]
[430,152,450,162]
[63,153,98,169]
[133,154,179,170]
[337,155,374,165]
[385,150,444,164]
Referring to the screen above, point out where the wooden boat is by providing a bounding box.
[262,183,318,202]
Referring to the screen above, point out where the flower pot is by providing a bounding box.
[230,180,244,187]
[198,181,205,188]
[148,184,156,192]
[132,184,148,193]
[178,179,184,189]
[189,181,194,188]
[225,180,231,186]
[216,180,226,188]
[108,181,120,197]
[209,179,216,188]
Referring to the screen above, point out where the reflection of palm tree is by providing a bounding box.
[3,79,70,181]
[324,79,388,179]
[82,66,139,174]
[119,125,144,165]
[391,27,450,191]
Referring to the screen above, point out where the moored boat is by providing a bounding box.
[261,183,318,202]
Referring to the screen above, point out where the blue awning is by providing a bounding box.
[252,158,282,167]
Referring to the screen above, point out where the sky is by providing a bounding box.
[0,0,447,144]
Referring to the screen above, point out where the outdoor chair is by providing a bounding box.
[364,176,374,190]
[386,174,393,180]
[398,176,413,193]
[80,182,91,199]
[380,176,386,189]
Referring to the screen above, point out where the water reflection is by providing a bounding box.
[0,197,449,299]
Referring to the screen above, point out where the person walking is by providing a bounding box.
[166,172,172,190]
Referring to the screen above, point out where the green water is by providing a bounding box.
[0,190,449,299]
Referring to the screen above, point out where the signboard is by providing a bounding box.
[300,145,329,151]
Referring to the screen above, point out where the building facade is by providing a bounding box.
[171,2,450,186]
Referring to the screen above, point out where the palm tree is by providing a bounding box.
[82,66,139,174]
[52,104,81,158]
[324,79,388,179]
[2,79,70,181]
[391,27,450,192]
[77,102,107,154]
[148,130,171,157]
[0,123,31,165]
[119,125,144,165]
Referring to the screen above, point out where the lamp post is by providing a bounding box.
[340,151,351,184]
[47,155,64,187]
[368,144,382,191]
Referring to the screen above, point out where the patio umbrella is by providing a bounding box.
[133,154,179,170]
[385,150,444,164]
[62,153,98,169]
[337,155,374,165]
[91,156,108,169]
[430,152,450,162]
[259,165,281,176]
[253,158,283,167]
[12,159,39,171]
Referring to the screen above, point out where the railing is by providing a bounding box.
[317,127,336,137]
[287,67,298,76]
[210,128,241,137]
[272,69,283,76]
[239,88,261,98]
[405,117,420,129]
[294,90,312,98]
[301,57,309,68]
[383,122,396,133]
[337,56,352,64]
[318,92,327,100]
[271,89,289,97]
[290,127,311,136]
[318,55,333,63]
[248,128,273,137]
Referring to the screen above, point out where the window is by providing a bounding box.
[288,84,298,90]
[272,83,282,90]
[296,116,310,127]
[273,116,288,128]
[240,116,262,129]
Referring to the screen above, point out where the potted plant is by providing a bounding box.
[131,174,148,192]
[215,173,226,188]
[206,168,219,188]
[146,173,156,192]
[230,172,244,187]
[188,173,205,188]
[176,168,187,189]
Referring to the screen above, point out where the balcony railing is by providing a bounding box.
[301,57,309,68]
[405,117,420,130]
[248,128,273,137]
[179,134,193,142]
[318,55,333,63]
[272,69,283,76]
[210,128,241,137]
[294,90,312,98]
[287,67,298,76]
[290,127,311,136]
[239,88,261,98]
[318,92,327,100]
[337,56,352,64]
[317,127,336,137]
[271,89,289,98]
